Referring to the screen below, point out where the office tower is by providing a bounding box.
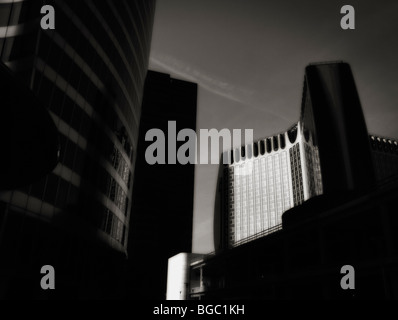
[0,0,155,298]
[128,70,197,299]
[215,62,396,250]
[178,61,398,300]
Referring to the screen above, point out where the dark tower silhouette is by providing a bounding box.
[127,71,197,299]
[302,62,375,195]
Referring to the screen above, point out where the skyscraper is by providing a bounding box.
[0,0,155,298]
[128,70,197,299]
[168,61,398,300]
[215,62,396,250]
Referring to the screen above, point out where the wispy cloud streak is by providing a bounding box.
[150,52,293,123]
[150,52,253,104]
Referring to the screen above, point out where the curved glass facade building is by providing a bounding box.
[215,62,390,250]
[0,0,155,297]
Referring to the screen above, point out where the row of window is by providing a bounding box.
[1,1,150,140]
[130,0,154,55]
[35,71,133,188]
[226,166,235,242]
[76,192,126,245]
[53,1,142,130]
[110,145,131,187]
[370,136,398,154]
[230,134,289,164]
[305,143,315,198]
[230,152,292,244]
[88,0,146,82]
[73,179,127,245]
[304,143,323,198]
[0,2,36,27]
[13,169,126,246]
[23,172,78,209]
[57,133,129,215]
[290,144,304,206]
[36,34,135,160]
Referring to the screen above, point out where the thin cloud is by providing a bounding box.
[150,53,293,123]
[150,52,253,104]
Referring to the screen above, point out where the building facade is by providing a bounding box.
[216,122,322,249]
[0,0,155,298]
[166,253,204,300]
[189,178,398,300]
[168,61,398,300]
[215,62,397,250]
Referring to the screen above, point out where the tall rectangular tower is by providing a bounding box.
[127,71,197,299]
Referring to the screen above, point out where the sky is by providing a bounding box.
[148,0,398,253]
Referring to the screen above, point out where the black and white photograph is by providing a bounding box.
[0,0,398,310]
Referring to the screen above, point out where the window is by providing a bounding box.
[105,211,113,235]
[280,134,286,149]
[266,138,272,153]
[253,142,259,157]
[109,179,116,201]
[241,146,245,158]
[273,136,279,151]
